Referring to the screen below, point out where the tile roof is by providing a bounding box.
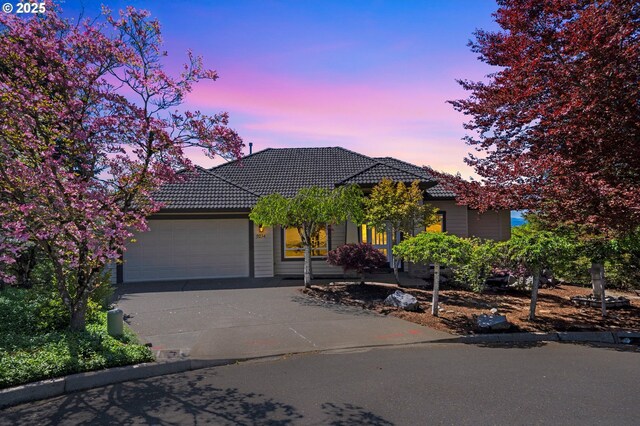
[424,183,456,199]
[154,147,455,211]
[211,147,378,197]
[153,167,259,211]
[372,157,455,198]
[338,163,432,185]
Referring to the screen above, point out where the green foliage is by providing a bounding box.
[365,178,440,237]
[393,232,468,266]
[0,288,153,388]
[89,270,115,310]
[250,185,364,231]
[503,224,571,271]
[604,231,640,289]
[455,239,499,293]
[528,216,640,289]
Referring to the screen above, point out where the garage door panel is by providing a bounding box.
[124,219,250,282]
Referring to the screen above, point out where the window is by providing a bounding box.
[283,227,328,258]
[359,224,388,256]
[426,212,446,233]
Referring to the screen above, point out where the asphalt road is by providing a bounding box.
[3,341,638,425]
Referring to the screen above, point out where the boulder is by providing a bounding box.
[384,290,419,311]
[476,314,511,331]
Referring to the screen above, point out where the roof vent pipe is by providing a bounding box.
[249,142,253,155]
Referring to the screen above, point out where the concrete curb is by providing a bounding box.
[2,330,637,409]
[0,358,233,409]
[455,330,636,345]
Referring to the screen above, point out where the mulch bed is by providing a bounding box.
[302,282,640,335]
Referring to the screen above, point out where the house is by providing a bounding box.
[115,147,510,283]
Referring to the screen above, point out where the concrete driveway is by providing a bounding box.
[114,278,452,360]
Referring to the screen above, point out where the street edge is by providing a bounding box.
[0,358,234,409]
[2,330,638,409]
[454,330,640,345]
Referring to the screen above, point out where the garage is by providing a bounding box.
[123,218,250,282]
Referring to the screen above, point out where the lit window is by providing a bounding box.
[360,224,388,256]
[426,212,445,233]
[284,227,328,258]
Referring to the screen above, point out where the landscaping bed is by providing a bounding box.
[302,282,640,335]
[0,288,154,389]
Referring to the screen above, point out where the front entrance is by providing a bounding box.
[360,225,399,266]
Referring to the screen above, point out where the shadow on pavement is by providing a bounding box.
[3,373,394,426]
[113,277,301,298]
[290,294,381,317]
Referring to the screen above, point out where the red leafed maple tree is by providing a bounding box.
[443,0,640,237]
[0,4,243,329]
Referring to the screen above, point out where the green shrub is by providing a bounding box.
[89,270,115,310]
[0,288,153,389]
[454,239,499,293]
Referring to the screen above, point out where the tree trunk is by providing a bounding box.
[590,262,604,299]
[303,244,312,288]
[360,271,366,285]
[432,263,440,316]
[391,228,400,284]
[69,295,88,331]
[392,259,400,284]
[529,268,540,320]
[600,264,607,318]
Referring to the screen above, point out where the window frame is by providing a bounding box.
[425,211,447,233]
[281,226,331,261]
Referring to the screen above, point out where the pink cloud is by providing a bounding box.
[184,66,482,176]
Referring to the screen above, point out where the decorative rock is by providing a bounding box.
[384,290,419,311]
[476,314,511,331]
[570,295,631,309]
[490,308,498,315]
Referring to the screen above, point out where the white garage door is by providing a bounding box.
[124,219,250,282]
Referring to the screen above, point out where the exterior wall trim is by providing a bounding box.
[248,220,255,278]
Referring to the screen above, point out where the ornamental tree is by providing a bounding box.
[393,232,468,316]
[0,4,243,330]
[327,243,388,285]
[249,185,364,287]
[442,0,640,236]
[364,178,440,283]
[503,224,570,320]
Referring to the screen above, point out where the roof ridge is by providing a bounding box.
[375,156,426,171]
[194,165,261,197]
[337,158,433,185]
[209,147,274,171]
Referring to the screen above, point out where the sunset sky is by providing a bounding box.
[65,0,500,177]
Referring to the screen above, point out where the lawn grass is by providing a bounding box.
[0,287,154,389]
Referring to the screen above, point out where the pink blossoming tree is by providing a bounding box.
[0,3,243,330]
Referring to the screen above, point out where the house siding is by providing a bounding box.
[427,200,469,237]
[468,210,511,241]
[273,223,347,276]
[253,224,275,278]
[105,262,117,284]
